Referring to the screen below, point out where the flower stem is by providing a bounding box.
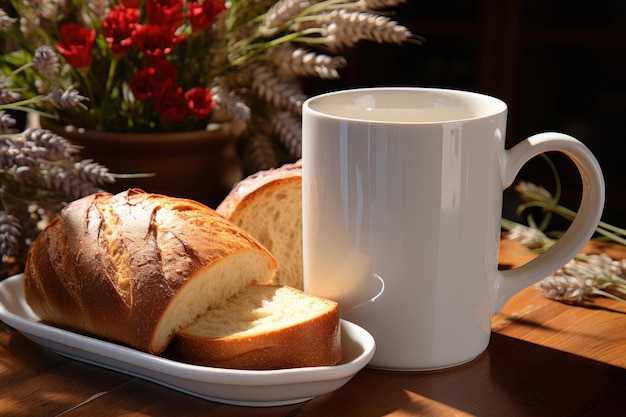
[590,288,626,303]
[0,96,54,117]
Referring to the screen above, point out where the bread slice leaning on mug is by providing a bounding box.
[216,161,303,289]
[23,189,279,355]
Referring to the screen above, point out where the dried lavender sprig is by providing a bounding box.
[501,218,555,251]
[75,159,115,187]
[1,128,81,166]
[23,0,60,21]
[43,163,107,200]
[512,181,626,245]
[2,68,84,116]
[1,139,34,171]
[515,181,555,205]
[503,214,626,304]
[32,45,60,77]
[0,81,21,105]
[584,253,626,284]
[317,9,416,52]
[2,129,114,194]
[567,253,626,292]
[536,254,626,304]
[0,212,22,259]
[24,128,81,161]
[239,131,280,174]
[262,0,312,30]
[0,8,17,31]
[274,44,346,79]
[272,111,302,159]
[0,111,17,134]
[210,86,251,123]
[49,86,88,110]
[536,274,589,303]
[250,64,307,115]
[87,0,109,20]
[256,6,419,57]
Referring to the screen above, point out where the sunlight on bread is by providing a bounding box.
[174,285,341,369]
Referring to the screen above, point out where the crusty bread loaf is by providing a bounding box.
[216,161,303,289]
[173,284,341,369]
[23,189,278,354]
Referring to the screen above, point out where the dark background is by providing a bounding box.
[307,0,626,230]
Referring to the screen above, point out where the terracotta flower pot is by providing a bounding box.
[41,119,247,208]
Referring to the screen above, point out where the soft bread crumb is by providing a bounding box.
[182,285,335,337]
[174,284,342,369]
[154,251,274,349]
[216,163,303,289]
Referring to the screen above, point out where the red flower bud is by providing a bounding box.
[131,67,159,101]
[146,0,184,27]
[188,0,227,31]
[185,87,215,118]
[130,60,178,101]
[132,24,186,59]
[55,23,96,68]
[102,6,141,55]
[156,86,189,121]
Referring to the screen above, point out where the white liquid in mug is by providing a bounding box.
[309,94,478,122]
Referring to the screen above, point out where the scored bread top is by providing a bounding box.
[24,189,278,354]
[216,161,303,289]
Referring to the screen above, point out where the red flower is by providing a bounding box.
[185,87,215,117]
[102,6,141,55]
[130,67,159,101]
[130,60,178,101]
[188,0,227,30]
[156,87,189,121]
[55,23,96,68]
[145,0,184,27]
[152,59,179,84]
[132,24,186,59]
[121,0,140,7]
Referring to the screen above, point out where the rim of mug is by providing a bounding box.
[303,87,508,124]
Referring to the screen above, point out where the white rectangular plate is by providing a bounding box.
[0,274,375,407]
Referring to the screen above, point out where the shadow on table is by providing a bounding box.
[300,333,626,417]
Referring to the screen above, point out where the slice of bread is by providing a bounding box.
[216,161,303,289]
[173,284,342,369]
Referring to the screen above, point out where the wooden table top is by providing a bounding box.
[2,239,626,417]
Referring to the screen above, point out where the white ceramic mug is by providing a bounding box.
[301,87,605,370]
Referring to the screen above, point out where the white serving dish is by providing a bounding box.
[0,274,375,407]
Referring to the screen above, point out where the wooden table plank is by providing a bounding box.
[0,329,133,417]
[495,239,626,368]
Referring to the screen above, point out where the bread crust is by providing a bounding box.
[23,189,278,354]
[216,160,301,219]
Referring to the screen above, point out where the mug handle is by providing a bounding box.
[493,132,605,313]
